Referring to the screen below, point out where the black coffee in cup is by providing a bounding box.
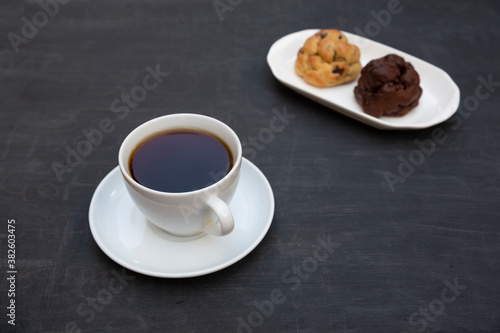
[129,128,233,193]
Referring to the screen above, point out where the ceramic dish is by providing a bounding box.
[88,158,274,278]
[267,29,460,130]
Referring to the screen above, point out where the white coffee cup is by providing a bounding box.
[118,113,242,237]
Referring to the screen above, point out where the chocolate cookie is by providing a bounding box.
[354,54,422,118]
[295,29,362,87]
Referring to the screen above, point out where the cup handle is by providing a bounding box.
[203,197,234,236]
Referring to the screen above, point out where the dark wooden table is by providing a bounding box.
[1,0,499,332]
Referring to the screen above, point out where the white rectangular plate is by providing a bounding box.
[267,29,460,130]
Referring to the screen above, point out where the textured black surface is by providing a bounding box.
[1,1,499,332]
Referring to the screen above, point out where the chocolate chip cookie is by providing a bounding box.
[295,29,362,87]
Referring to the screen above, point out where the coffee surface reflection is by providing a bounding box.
[130,128,233,193]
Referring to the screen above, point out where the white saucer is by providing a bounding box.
[267,29,461,130]
[88,158,274,278]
